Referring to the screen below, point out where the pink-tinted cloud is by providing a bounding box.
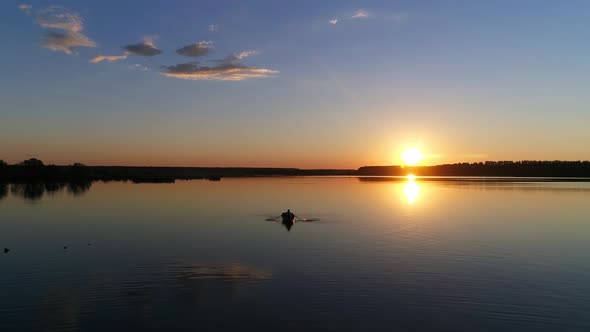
[89,54,128,63]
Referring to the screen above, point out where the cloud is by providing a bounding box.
[18,4,32,14]
[176,41,213,57]
[43,32,96,55]
[351,10,369,19]
[208,24,218,32]
[161,62,278,81]
[218,50,258,64]
[90,54,128,63]
[123,38,162,56]
[129,64,148,71]
[35,6,84,33]
[23,6,96,54]
[161,51,277,81]
[326,9,407,27]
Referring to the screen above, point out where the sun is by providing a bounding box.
[401,148,422,166]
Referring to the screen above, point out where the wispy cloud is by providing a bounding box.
[351,10,369,19]
[22,6,97,54]
[90,54,128,63]
[218,50,258,64]
[208,24,219,32]
[176,41,213,57]
[18,4,32,14]
[161,63,278,81]
[43,32,96,54]
[36,6,84,32]
[327,9,407,27]
[129,63,148,71]
[161,51,277,81]
[123,37,162,56]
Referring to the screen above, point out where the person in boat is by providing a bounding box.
[281,209,295,221]
[281,209,295,231]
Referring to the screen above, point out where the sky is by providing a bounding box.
[1,0,589,168]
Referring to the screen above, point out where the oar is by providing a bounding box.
[295,216,319,222]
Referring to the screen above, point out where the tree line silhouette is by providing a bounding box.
[357,161,590,177]
[0,159,93,201]
[1,159,590,186]
[0,158,355,183]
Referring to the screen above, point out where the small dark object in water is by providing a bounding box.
[87,243,91,246]
[205,175,222,181]
[281,218,294,231]
[64,246,67,249]
[3,248,9,254]
[281,209,296,231]
[281,209,295,222]
[281,213,295,223]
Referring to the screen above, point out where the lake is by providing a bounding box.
[1,177,589,331]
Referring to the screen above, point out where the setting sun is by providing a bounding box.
[401,148,422,166]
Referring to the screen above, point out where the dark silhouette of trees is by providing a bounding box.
[0,160,589,185]
[19,158,45,167]
[70,163,90,179]
[357,160,590,177]
[0,160,7,167]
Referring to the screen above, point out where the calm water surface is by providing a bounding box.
[1,177,589,331]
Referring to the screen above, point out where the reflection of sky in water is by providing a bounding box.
[1,178,590,331]
[31,262,272,331]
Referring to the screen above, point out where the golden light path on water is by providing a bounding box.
[403,174,420,204]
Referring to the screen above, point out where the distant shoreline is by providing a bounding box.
[1,159,590,183]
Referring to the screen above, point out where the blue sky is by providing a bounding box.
[1,0,589,167]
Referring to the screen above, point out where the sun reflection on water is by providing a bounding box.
[403,175,419,204]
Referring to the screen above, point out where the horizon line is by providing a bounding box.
[3,159,590,170]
